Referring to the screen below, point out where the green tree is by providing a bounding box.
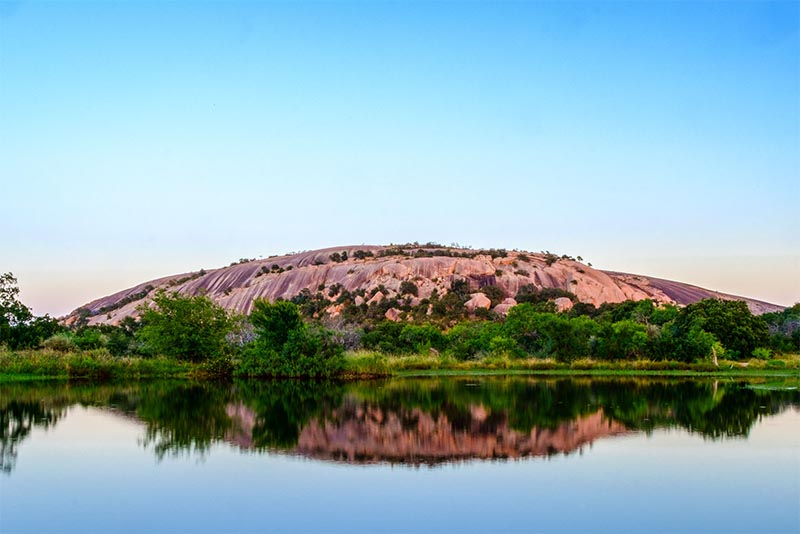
[240,300,343,377]
[0,273,63,349]
[399,280,419,297]
[675,299,769,358]
[594,320,649,360]
[480,285,506,307]
[136,291,234,362]
[504,304,596,361]
[249,299,304,348]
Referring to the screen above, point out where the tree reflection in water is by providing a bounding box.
[1,377,798,471]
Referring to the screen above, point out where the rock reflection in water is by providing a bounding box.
[295,404,627,464]
[1,377,798,471]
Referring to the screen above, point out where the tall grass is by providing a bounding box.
[0,349,193,379]
[341,351,800,376]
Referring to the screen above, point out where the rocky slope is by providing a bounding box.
[66,245,782,326]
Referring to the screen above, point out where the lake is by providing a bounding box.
[1,376,798,533]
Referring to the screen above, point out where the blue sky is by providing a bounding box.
[1,1,798,316]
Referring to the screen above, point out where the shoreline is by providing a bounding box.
[1,348,797,383]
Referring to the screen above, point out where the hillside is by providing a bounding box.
[66,245,783,326]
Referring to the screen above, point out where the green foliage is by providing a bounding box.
[361,321,404,352]
[593,320,649,360]
[675,299,769,359]
[399,324,447,353]
[504,304,596,361]
[239,300,344,377]
[352,249,374,260]
[429,292,467,322]
[0,350,192,379]
[480,285,506,307]
[42,334,78,352]
[0,273,63,350]
[362,322,447,354]
[449,279,471,301]
[249,299,303,348]
[399,280,419,296]
[445,321,508,360]
[752,347,772,360]
[73,327,107,350]
[199,354,235,377]
[136,291,234,362]
[0,272,32,328]
[515,284,576,305]
[762,303,800,353]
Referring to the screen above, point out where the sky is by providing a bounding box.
[1,0,798,316]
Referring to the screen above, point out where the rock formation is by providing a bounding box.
[66,244,783,326]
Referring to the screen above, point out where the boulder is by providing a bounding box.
[325,304,344,318]
[367,291,385,305]
[492,303,515,316]
[465,293,492,312]
[384,308,402,322]
[554,297,574,313]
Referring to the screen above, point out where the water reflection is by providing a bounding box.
[1,377,798,471]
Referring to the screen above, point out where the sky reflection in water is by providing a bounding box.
[1,377,798,533]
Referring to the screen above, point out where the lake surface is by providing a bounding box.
[1,376,798,533]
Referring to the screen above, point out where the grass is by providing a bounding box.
[0,349,194,381]
[2,348,798,383]
[341,351,800,378]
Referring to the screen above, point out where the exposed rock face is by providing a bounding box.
[384,308,402,322]
[66,244,783,325]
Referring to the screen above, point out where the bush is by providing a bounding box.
[752,347,771,360]
[239,300,344,377]
[504,304,596,361]
[137,291,235,362]
[200,354,235,377]
[42,334,78,352]
[399,281,419,297]
[361,321,405,353]
[399,324,446,353]
[445,321,507,360]
[237,326,344,378]
[480,285,506,307]
[515,284,576,305]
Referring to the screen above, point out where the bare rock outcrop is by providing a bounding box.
[66,244,784,325]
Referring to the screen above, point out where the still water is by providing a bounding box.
[1,377,798,533]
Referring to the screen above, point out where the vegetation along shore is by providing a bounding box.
[1,267,798,382]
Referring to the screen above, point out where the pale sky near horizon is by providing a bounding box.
[1,0,798,317]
